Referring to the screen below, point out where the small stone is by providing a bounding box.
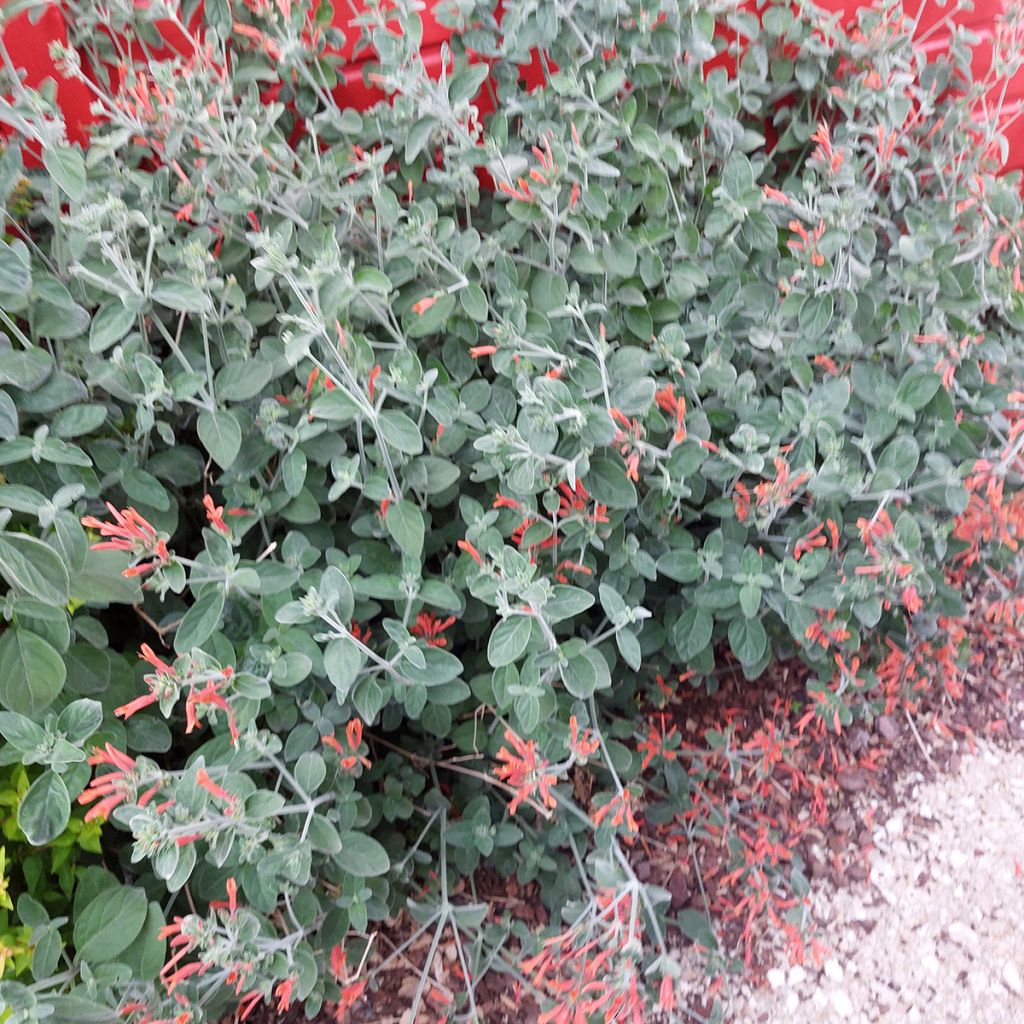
[885,814,904,837]
[847,727,870,752]
[877,714,900,740]
[835,810,856,833]
[789,965,807,986]
[766,968,786,990]
[922,953,940,974]
[838,769,867,793]
[824,958,844,983]
[1003,962,1023,994]
[948,921,978,947]
[848,860,870,881]
[831,990,854,1017]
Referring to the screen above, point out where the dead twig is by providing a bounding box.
[904,707,939,772]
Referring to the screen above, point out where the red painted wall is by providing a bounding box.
[1,1,1021,169]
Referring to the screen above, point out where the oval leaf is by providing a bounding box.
[487,616,532,668]
[18,772,71,846]
[73,886,148,963]
[338,831,390,877]
[173,588,226,655]
[197,410,242,470]
[43,145,86,201]
[0,628,66,716]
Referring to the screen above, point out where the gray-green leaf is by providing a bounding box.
[72,886,148,962]
[487,616,532,668]
[0,532,70,605]
[385,500,424,559]
[0,628,66,716]
[18,771,70,846]
[197,410,242,470]
[43,145,86,201]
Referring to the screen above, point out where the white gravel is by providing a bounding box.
[726,741,1024,1024]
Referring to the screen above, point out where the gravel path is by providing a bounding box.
[729,740,1024,1024]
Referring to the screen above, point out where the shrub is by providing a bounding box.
[0,0,1023,1021]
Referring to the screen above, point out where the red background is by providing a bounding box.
[1,1,1021,169]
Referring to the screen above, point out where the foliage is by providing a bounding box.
[0,762,102,984]
[0,0,1022,1021]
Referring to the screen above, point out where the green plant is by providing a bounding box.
[0,0,1023,1021]
[0,763,103,986]
[0,845,34,981]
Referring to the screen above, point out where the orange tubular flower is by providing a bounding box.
[210,877,239,918]
[329,944,347,982]
[81,503,170,576]
[834,653,862,684]
[115,691,160,720]
[202,494,231,535]
[793,522,827,560]
[349,622,373,644]
[810,120,843,172]
[232,22,283,60]
[323,720,371,771]
[813,353,840,375]
[185,679,239,746]
[761,184,790,205]
[654,383,687,442]
[734,481,751,523]
[367,363,381,401]
[553,559,592,583]
[754,458,810,518]
[275,976,296,1013]
[140,643,174,675]
[237,990,263,1021]
[658,974,676,1013]
[856,508,893,554]
[804,608,850,650]
[410,611,455,648]
[990,233,1010,268]
[334,980,367,1022]
[787,218,827,266]
[568,715,599,760]
[195,767,236,806]
[638,715,681,770]
[78,744,138,822]
[902,585,923,615]
[591,789,640,836]
[826,518,840,550]
[497,177,534,202]
[411,295,438,316]
[557,480,609,524]
[457,538,484,565]
[494,728,557,814]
